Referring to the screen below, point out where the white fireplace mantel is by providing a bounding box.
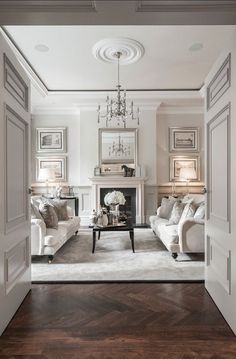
[89,176,147,223]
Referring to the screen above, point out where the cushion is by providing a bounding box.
[49,199,69,221]
[39,202,58,229]
[159,196,177,219]
[182,195,194,204]
[31,201,43,220]
[169,201,185,225]
[179,202,196,224]
[44,235,58,247]
[194,202,205,220]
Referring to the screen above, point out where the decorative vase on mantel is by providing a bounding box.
[109,204,120,225]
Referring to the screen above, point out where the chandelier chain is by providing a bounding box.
[97,51,140,128]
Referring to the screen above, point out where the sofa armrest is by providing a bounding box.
[31,218,46,255]
[178,218,204,253]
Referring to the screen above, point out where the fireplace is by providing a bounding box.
[89,176,146,223]
[100,188,136,223]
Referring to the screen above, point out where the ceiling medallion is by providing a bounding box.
[92,37,145,65]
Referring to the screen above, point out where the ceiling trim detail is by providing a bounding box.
[0,0,96,12]
[92,37,145,65]
[136,0,236,12]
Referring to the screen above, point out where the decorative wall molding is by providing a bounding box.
[209,237,231,294]
[0,1,96,12]
[158,182,205,205]
[5,105,28,234]
[136,0,236,13]
[207,53,231,111]
[31,183,158,226]
[4,237,29,295]
[4,53,29,110]
[1,27,48,97]
[207,103,231,233]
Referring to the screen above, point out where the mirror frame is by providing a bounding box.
[98,128,138,174]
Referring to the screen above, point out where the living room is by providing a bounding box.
[1,24,233,282]
[0,2,236,352]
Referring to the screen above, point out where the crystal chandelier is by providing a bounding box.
[97,51,140,128]
[109,134,131,157]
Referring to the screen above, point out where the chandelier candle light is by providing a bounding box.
[97,51,140,128]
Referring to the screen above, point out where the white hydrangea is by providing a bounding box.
[104,190,126,206]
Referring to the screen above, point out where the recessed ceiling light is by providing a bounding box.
[34,44,49,52]
[189,43,204,52]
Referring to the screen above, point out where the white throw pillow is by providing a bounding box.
[182,195,194,204]
[194,202,205,220]
[159,196,177,219]
[169,201,185,225]
[179,202,196,224]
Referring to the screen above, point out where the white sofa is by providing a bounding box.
[150,194,205,259]
[31,197,80,263]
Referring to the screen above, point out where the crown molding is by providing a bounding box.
[0,1,96,12]
[136,0,236,12]
[31,91,202,114]
[47,90,201,100]
[158,104,204,115]
[32,107,80,115]
[32,102,162,115]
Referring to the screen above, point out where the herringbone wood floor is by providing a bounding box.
[0,283,236,358]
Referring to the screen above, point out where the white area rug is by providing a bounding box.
[32,228,204,281]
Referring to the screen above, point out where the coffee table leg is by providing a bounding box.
[92,231,96,253]
[129,229,135,253]
[98,231,101,240]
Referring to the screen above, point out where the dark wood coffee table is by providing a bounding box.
[91,223,135,254]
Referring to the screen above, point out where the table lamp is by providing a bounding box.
[179,167,197,195]
[38,168,56,196]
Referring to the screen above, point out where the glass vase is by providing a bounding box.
[109,204,120,225]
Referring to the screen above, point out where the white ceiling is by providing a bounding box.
[5,25,236,90]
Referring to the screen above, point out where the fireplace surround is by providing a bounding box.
[100,187,136,223]
[89,176,146,223]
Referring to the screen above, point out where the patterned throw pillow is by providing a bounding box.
[159,196,177,219]
[179,202,196,224]
[50,199,69,221]
[168,201,185,225]
[194,202,205,220]
[39,202,58,229]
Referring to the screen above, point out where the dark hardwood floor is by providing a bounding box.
[0,283,236,358]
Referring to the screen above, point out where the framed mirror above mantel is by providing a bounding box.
[99,128,138,175]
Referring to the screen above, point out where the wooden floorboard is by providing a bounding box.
[0,283,236,358]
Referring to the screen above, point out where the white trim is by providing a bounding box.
[136,0,236,12]
[158,105,204,114]
[0,1,97,12]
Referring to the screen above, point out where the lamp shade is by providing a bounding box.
[179,167,197,181]
[38,168,55,182]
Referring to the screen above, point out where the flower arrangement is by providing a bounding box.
[104,190,126,206]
